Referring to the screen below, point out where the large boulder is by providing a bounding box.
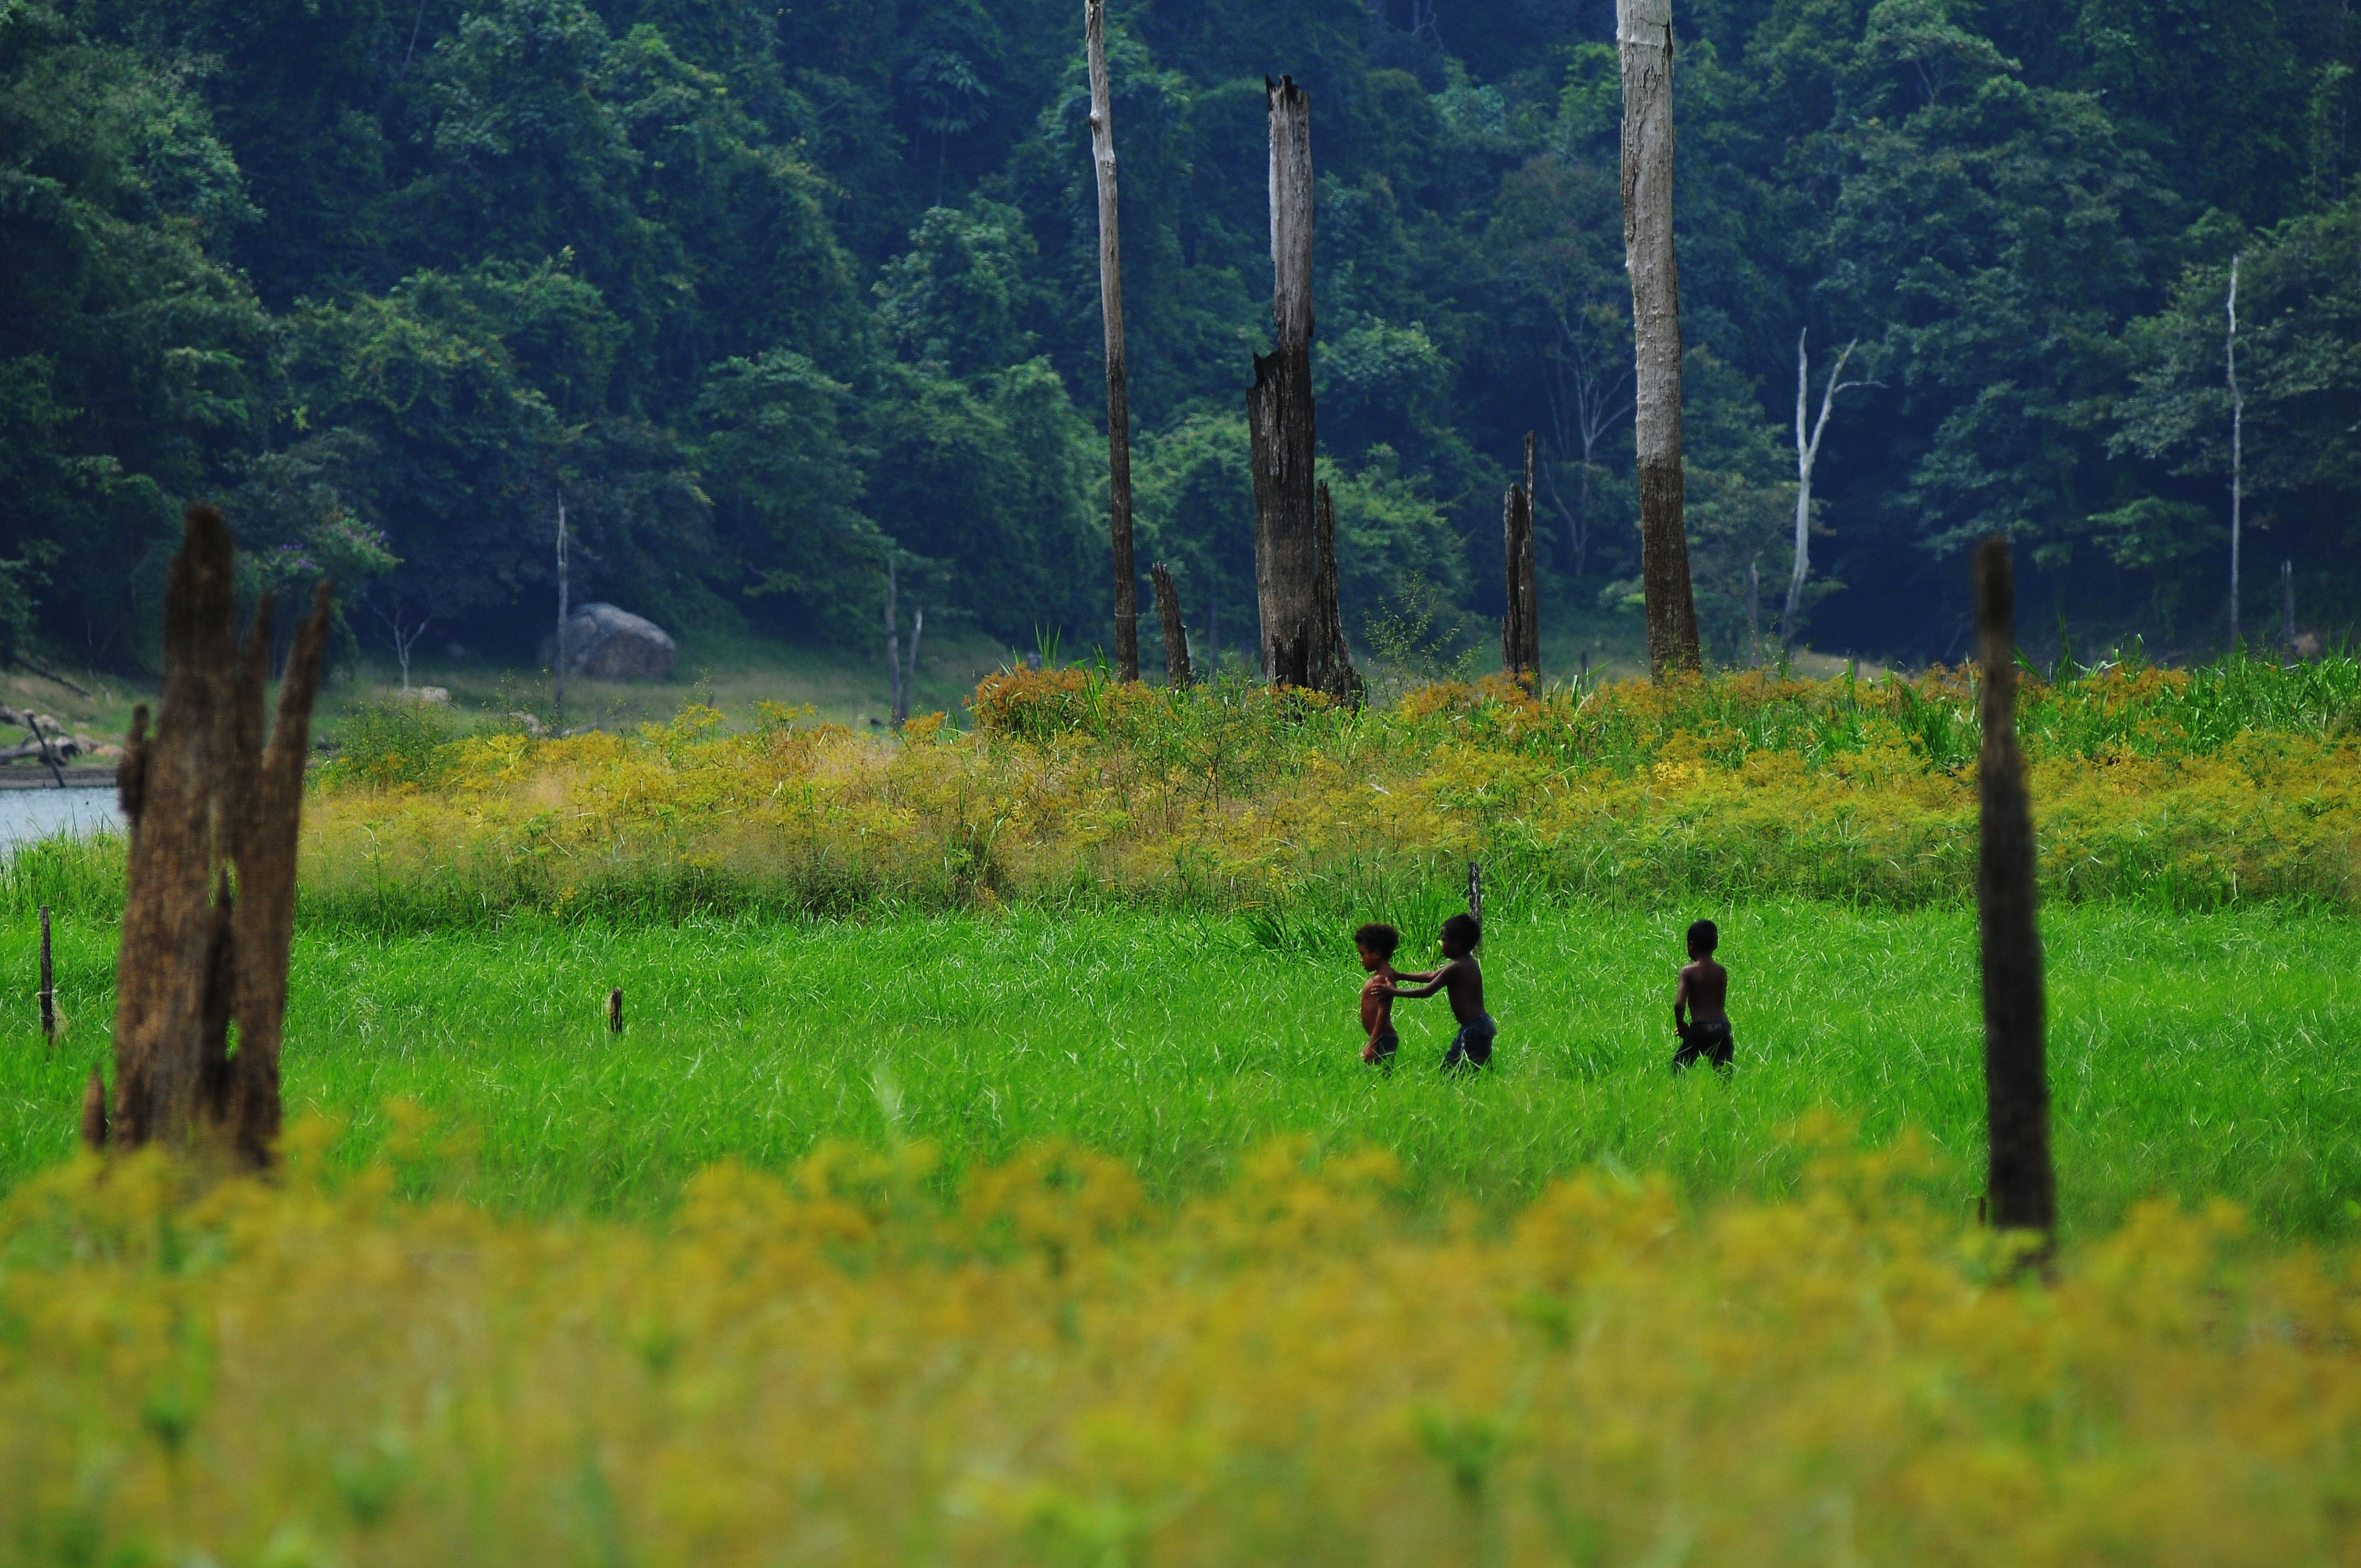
[537,603,678,682]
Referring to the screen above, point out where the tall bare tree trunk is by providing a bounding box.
[2227,254,2245,650]
[1086,0,1139,682]
[1617,0,1700,678]
[1151,563,1194,688]
[553,498,568,726]
[1501,433,1540,689]
[103,505,330,1166]
[1975,537,2055,1249]
[883,557,905,726]
[1248,75,1320,692]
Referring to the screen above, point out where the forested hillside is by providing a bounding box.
[4,0,2355,675]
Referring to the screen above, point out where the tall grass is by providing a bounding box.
[274,658,2361,928]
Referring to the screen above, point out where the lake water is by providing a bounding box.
[0,787,123,848]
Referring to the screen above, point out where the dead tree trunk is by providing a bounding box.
[1781,329,1863,645]
[1502,432,1541,689]
[553,498,569,726]
[1975,536,2055,1248]
[883,557,909,728]
[1310,482,1363,706]
[1086,0,1140,683]
[1151,563,1193,688]
[2227,254,2245,649]
[1247,75,1320,692]
[1617,0,1700,679]
[2282,558,2298,654]
[100,504,331,1167]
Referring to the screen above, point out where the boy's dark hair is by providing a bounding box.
[1441,912,1481,951]
[1353,922,1400,959]
[1687,918,1720,955]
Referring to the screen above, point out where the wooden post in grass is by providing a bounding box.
[96,504,331,1164]
[1975,536,2054,1250]
[607,987,624,1034]
[1467,861,1483,925]
[38,905,53,1042]
[1151,564,1194,688]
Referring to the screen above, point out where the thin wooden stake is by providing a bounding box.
[607,987,624,1034]
[1467,861,1483,924]
[1976,536,2055,1253]
[38,905,53,1042]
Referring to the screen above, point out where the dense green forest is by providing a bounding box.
[3,0,2357,676]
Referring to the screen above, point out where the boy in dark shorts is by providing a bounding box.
[1672,918,1733,1074]
[1354,923,1401,1066]
[1380,912,1494,1071]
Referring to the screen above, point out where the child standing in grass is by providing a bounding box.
[1381,912,1494,1071]
[1355,923,1402,1066]
[1672,918,1734,1074]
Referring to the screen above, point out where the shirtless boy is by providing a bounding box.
[1672,918,1733,1074]
[1354,923,1401,1066]
[1381,912,1494,1071]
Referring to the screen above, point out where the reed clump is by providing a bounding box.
[2,1123,2357,1566]
[268,655,2360,927]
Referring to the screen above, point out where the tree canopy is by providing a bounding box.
[3,0,2354,671]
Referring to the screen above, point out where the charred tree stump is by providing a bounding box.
[1975,537,2055,1250]
[1310,483,1363,707]
[96,504,331,1165]
[1086,0,1140,683]
[1248,75,1320,693]
[1151,564,1194,688]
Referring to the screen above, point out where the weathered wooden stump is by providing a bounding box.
[89,504,330,1168]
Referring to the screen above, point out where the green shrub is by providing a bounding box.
[322,698,459,789]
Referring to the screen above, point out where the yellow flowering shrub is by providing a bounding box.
[3,1129,2357,1566]
[294,658,2361,921]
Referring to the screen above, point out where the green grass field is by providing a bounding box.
[4,899,2352,1235]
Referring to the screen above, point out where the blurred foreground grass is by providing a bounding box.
[3,1131,2355,1567]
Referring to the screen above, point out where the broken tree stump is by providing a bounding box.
[608,987,624,1034]
[94,503,331,1166]
[1150,564,1194,689]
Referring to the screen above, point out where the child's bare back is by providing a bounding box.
[1671,918,1734,1074]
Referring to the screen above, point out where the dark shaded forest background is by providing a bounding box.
[5,0,2359,677]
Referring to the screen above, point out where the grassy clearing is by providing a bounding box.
[3,901,2351,1234]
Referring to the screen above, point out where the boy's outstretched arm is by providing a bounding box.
[1390,966,1441,985]
[1672,966,1690,1030]
[1381,960,1459,1001]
